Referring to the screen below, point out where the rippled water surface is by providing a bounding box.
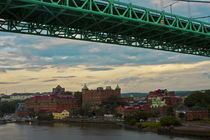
[0,123,202,140]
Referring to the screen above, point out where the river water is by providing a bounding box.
[0,123,203,140]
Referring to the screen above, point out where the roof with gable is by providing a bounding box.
[56,85,62,88]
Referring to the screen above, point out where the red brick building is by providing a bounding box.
[148,89,175,99]
[116,103,151,117]
[82,84,121,105]
[116,106,140,116]
[185,106,208,120]
[25,94,80,114]
[147,89,178,106]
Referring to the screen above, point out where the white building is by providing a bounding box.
[10,93,39,101]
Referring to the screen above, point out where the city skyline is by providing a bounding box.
[0,0,210,94]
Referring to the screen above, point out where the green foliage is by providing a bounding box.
[102,95,127,114]
[134,111,152,121]
[38,114,53,121]
[0,100,19,116]
[74,92,82,99]
[124,111,152,124]
[63,91,72,95]
[137,122,162,130]
[166,106,174,116]
[178,112,185,119]
[128,119,137,125]
[151,110,160,117]
[184,91,210,111]
[81,104,92,116]
[160,116,181,127]
[198,118,210,123]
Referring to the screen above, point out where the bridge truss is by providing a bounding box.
[0,0,210,56]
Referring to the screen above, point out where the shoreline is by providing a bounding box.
[12,119,210,139]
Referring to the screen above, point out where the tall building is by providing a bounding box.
[82,84,121,105]
[52,85,65,94]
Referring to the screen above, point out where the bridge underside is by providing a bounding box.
[0,0,210,57]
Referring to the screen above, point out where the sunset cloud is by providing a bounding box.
[0,0,209,94]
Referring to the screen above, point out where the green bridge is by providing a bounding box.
[0,0,210,57]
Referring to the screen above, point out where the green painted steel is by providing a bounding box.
[0,0,209,57]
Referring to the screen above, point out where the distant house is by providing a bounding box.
[147,89,178,106]
[1,95,11,102]
[175,105,208,120]
[116,106,140,117]
[52,110,70,120]
[150,97,166,108]
[175,104,188,118]
[185,106,208,120]
[11,93,39,101]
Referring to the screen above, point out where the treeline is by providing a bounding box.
[124,111,181,128]
[184,90,210,111]
[0,100,19,117]
[75,95,128,117]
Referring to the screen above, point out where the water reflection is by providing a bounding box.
[0,123,203,140]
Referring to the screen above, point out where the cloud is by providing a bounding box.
[202,73,210,79]
[6,68,24,71]
[0,68,6,73]
[42,79,57,82]
[0,82,20,84]
[26,78,39,81]
[0,2,209,94]
[118,77,140,83]
[86,67,113,71]
[53,76,76,79]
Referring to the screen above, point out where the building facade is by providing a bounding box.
[147,89,178,106]
[185,106,208,120]
[25,94,80,114]
[52,110,70,120]
[82,84,121,105]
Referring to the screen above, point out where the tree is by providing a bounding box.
[124,111,152,124]
[184,91,210,111]
[134,111,151,121]
[63,91,72,95]
[178,113,185,119]
[0,100,19,115]
[102,95,128,115]
[166,106,174,116]
[38,114,53,121]
[102,95,119,114]
[160,116,181,127]
[74,92,82,99]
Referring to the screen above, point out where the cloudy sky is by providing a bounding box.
[0,0,210,94]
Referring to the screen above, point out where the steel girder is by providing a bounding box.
[0,0,209,57]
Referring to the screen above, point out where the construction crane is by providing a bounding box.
[167,0,210,19]
[175,0,210,3]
